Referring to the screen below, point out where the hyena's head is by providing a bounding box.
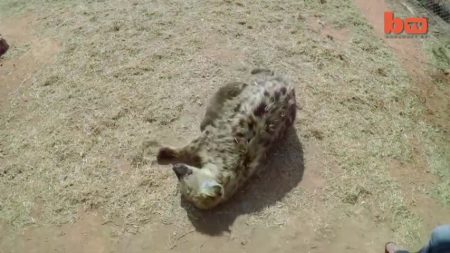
[172,163,224,209]
[157,147,224,209]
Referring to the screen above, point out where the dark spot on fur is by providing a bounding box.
[254,102,267,117]
[239,119,246,127]
[264,91,270,97]
[280,87,287,95]
[248,117,256,131]
[236,132,245,138]
[274,91,280,101]
[234,104,241,112]
[242,154,253,177]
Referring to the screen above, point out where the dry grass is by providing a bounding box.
[0,0,449,249]
[385,0,450,213]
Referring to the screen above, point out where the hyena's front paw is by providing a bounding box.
[157,147,178,164]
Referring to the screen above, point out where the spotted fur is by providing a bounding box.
[157,70,297,209]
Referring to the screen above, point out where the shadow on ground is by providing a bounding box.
[180,127,305,235]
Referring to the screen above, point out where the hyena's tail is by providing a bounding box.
[157,146,202,167]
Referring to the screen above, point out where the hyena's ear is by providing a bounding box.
[157,147,178,164]
[200,180,224,198]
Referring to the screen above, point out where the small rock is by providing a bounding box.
[0,35,9,57]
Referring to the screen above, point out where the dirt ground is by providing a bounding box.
[0,0,449,252]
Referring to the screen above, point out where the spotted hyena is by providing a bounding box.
[157,69,297,209]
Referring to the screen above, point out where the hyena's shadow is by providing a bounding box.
[181,127,304,235]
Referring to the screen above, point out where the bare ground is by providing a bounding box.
[0,0,449,252]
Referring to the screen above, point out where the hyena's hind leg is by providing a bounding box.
[200,82,247,131]
[157,145,202,167]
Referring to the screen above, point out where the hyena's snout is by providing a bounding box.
[172,164,192,180]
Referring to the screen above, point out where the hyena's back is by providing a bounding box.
[199,73,297,198]
[230,74,297,161]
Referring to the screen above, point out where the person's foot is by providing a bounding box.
[385,242,407,253]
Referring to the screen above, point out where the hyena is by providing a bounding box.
[157,69,297,209]
[0,35,9,57]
